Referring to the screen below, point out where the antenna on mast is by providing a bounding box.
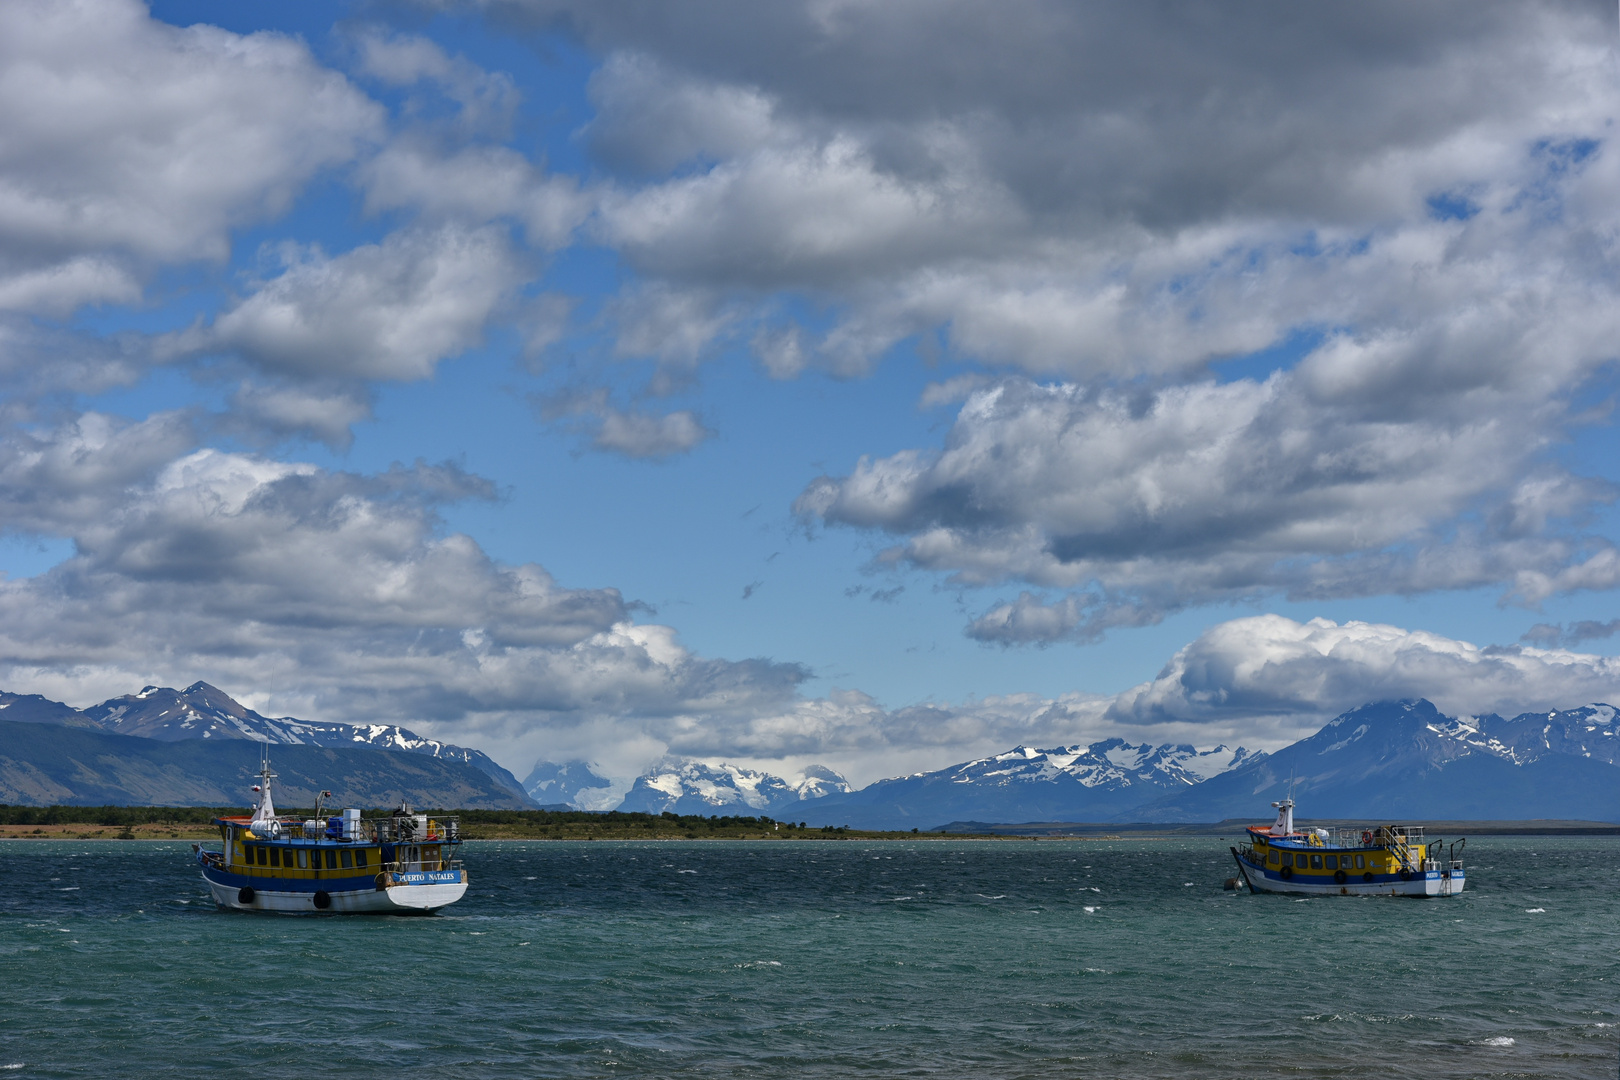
[249,738,278,832]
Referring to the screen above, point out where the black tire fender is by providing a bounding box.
[1279,865,1293,880]
[1399,869,1413,881]
[313,890,331,910]
[1334,869,1347,884]
[238,886,255,905]
[1363,871,1374,882]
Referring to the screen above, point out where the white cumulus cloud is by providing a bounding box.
[0,0,381,313]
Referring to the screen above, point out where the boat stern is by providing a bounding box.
[380,868,469,911]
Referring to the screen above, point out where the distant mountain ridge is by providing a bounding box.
[0,682,535,806]
[1130,699,1620,823]
[617,760,853,816]
[0,719,532,809]
[788,739,1265,829]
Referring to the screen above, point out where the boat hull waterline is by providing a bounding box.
[1229,855,1464,898]
[201,866,468,913]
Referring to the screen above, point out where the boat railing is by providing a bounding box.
[369,817,461,844]
[1328,825,1427,849]
[242,814,462,845]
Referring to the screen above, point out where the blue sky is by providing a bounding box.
[2,0,1620,786]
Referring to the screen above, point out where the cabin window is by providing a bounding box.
[1355,855,1365,869]
[1310,854,1323,870]
[296,849,307,869]
[1294,853,1308,869]
[1267,850,1279,866]
[1325,855,1338,870]
[354,848,367,868]
[256,846,268,866]
[340,850,354,869]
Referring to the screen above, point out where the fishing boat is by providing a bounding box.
[193,753,468,913]
[1229,796,1465,897]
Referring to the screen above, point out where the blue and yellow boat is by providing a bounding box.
[194,755,468,914]
[1230,796,1465,897]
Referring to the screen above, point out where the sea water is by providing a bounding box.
[1,837,1616,1078]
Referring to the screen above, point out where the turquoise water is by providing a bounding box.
[1,837,1616,1078]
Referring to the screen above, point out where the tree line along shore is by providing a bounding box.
[4,805,1617,841]
[0,805,974,841]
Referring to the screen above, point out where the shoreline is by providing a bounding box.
[5,819,1620,842]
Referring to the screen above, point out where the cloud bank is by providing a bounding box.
[0,2,1617,787]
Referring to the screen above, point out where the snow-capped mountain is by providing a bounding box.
[1133,699,1620,823]
[1020,739,1266,788]
[522,759,616,809]
[1428,704,1620,766]
[616,760,851,816]
[790,738,1265,829]
[14,682,534,805]
[0,716,533,809]
[795,764,853,801]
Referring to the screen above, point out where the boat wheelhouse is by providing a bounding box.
[194,754,468,914]
[1229,796,1465,898]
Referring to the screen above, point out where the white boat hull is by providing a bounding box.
[202,869,468,914]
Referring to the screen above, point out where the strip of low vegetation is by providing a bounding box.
[0,805,964,840]
[451,810,928,840]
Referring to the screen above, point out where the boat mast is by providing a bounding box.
[249,742,278,829]
[1269,795,1295,836]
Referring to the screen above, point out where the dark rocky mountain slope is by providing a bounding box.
[1127,699,1620,823]
[0,719,532,809]
[3,682,533,805]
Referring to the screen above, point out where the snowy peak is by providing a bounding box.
[85,681,256,742]
[933,737,1265,793]
[18,682,535,805]
[523,759,614,809]
[617,760,849,815]
[795,765,853,801]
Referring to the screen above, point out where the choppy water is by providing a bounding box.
[1,837,1617,1078]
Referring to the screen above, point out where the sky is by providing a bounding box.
[4,0,1620,789]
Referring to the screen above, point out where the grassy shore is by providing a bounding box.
[0,806,989,841]
[8,806,1615,842]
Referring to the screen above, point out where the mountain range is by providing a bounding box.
[0,682,534,808]
[1127,699,1620,822]
[533,700,1620,828]
[785,740,1263,829]
[7,681,1620,824]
